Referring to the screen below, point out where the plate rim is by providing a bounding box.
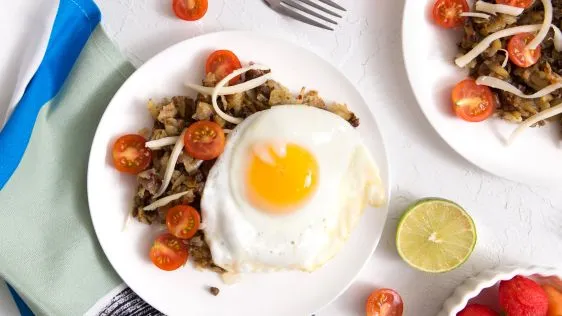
[401,0,559,187]
[87,30,392,315]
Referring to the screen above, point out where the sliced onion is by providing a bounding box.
[508,103,562,145]
[211,65,271,125]
[184,159,203,174]
[144,191,192,211]
[122,213,132,232]
[498,49,509,68]
[145,136,179,149]
[551,24,562,51]
[474,1,524,15]
[186,71,273,96]
[455,24,542,67]
[526,0,552,49]
[460,12,491,19]
[220,95,228,110]
[153,129,186,198]
[476,76,562,99]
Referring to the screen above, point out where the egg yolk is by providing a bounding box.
[246,143,318,214]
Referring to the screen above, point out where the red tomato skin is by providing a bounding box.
[205,50,242,85]
[507,33,541,68]
[451,79,496,122]
[166,205,201,239]
[183,121,225,160]
[172,0,208,21]
[432,0,469,28]
[365,289,404,316]
[112,134,152,174]
[149,233,189,271]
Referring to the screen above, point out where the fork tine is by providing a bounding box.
[281,0,337,24]
[316,0,345,11]
[293,0,342,18]
[277,5,334,31]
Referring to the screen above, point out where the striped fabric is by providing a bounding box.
[95,287,163,316]
[7,285,33,316]
[0,1,166,314]
[1,0,99,314]
[0,0,100,190]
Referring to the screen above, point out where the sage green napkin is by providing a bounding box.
[0,27,135,315]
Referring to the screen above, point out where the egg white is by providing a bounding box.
[201,105,385,273]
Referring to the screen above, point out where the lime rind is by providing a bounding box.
[396,198,477,273]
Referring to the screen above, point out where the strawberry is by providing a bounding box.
[457,303,499,316]
[499,275,549,316]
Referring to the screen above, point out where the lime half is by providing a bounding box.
[396,198,476,273]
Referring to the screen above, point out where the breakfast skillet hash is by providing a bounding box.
[110,49,385,277]
[433,0,562,143]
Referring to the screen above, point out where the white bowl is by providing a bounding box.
[402,0,562,186]
[438,265,562,316]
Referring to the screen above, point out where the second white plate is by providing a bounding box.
[402,0,562,187]
[87,31,390,316]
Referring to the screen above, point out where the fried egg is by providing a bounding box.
[201,105,385,273]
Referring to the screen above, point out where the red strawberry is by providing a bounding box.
[499,275,549,316]
[457,303,498,316]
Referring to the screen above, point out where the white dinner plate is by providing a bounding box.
[402,0,562,187]
[87,31,390,316]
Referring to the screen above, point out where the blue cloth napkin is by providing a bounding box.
[7,285,33,316]
[0,0,100,190]
[1,0,100,314]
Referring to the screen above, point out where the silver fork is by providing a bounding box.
[264,0,346,31]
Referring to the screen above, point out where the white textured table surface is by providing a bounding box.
[95,0,562,315]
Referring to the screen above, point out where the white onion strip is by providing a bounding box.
[184,159,203,174]
[455,24,542,67]
[122,213,132,232]
[144,191,192,211]
[474,1,524,16]
[153,129,186,199]
[498,49,509,68]
[186,71,273,96]
[460,12,491,19]
[211,65,271,125]
[145,136,179,149]
[476,76,562,99]
[508,103,562,145]
[551,24,562,51]
[527,0,552,49]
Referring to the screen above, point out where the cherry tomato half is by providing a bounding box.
[205,50,242,85]
[508,33,542,68]
[112,134,152,174]
[149,233,189,271]
[451,78,496,122]
[432,0,469,28]
[366,288,404,316]
[184,121,226,160]
[166,205,201,239]
[172,0,208,21]
[496,0,534,8]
